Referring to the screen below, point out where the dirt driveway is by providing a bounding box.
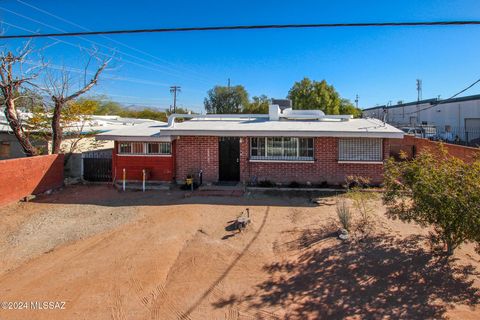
[0,185,478,319]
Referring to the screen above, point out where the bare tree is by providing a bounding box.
[44,53,110,154]
[0,45,41,156]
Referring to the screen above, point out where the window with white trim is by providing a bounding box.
[118,142,171,155]
[338,138,383,162]
[250,137,314,160]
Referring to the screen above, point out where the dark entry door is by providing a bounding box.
[219,137,240,181]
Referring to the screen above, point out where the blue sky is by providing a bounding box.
[1,0,480,112]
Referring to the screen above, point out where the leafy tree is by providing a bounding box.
[243,95,269,114]
[94,100,123,115]
[288,77,361,116]
[27,98,101,157]
[120,108,167,122]
[204,85,249,114]
[340,98,362,117]
[383,148,480,256]
[166,107,193,115]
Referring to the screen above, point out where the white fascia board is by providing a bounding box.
[96,135,172,142]
[160,129,404,139]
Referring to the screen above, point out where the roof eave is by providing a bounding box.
[160,129,404,139]
[95,135,172,142]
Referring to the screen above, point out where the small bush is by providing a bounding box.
[336,199,352,231]
[318,181,329,188]
[345,175,371,189]
[289,181,301,188]
[258,180,275,188]
[349,190,375,235]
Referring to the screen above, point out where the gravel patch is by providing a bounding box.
[1,203,137,271]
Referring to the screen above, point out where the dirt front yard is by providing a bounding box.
[0,185,478,319]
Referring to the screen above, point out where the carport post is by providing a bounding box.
[142,169,146,192]
[122,168,126,192]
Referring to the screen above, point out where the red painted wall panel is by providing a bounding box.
[0,154,64,207]
[112,141,174,182]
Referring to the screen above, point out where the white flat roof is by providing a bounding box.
[160,117,404,139]
[96,121,172,142]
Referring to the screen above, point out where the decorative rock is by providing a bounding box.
[23,195,36,202]
[338,228,349,240]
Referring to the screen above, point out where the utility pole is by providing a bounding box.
[227,78,230,88]
[416,79,422,101]
[170,86,181,113]
[355,94,359,108]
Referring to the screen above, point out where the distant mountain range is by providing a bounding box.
[122,104,169,112]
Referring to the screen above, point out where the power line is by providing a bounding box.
[406,77,480,115]
[15,0,215,84]
[0,8,212,84]
[1,20,480,39]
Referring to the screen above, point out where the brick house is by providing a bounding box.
[97,105,403,186]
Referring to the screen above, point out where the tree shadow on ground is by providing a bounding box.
[241,231,480,319]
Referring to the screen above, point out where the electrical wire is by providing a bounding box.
[15,0,215,83]
[0,7,212,84]
[405,78,480,115]
[1,21,480,39]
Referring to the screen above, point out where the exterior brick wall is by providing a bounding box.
[112,141,174,182]
[175,136,392,185]
[390,135,480,163]
[0,154,64,207]
[241,137,390,185]
[175,136,219,182]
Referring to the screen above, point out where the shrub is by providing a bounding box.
[345,175,371,189]
[336,199,352,231]
[349,189,375,235]
[289,181,301,188]
[258,180,275,188]
[383,146,480,255]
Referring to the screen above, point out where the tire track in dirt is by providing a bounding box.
[119,206,277,320]
[209,288,279,320]
[150,284,191,320]
[178,206,272,319]
[110,287,127,320]
[138,234,196,320]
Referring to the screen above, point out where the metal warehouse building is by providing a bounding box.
[362,94,480,144]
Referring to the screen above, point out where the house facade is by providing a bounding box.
[97,105,403,186]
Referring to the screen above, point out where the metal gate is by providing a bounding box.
[82,149,112,182]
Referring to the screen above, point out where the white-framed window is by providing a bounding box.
[118,142,171,155]
[250,137,314,160]
[338,138,383,162]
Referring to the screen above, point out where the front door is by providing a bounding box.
[219,137,240,182]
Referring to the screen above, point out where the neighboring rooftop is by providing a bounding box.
[96,121,170,141]
[0,110,157,134]
[362,94,480,111]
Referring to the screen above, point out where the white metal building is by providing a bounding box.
[362,94,480,143]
